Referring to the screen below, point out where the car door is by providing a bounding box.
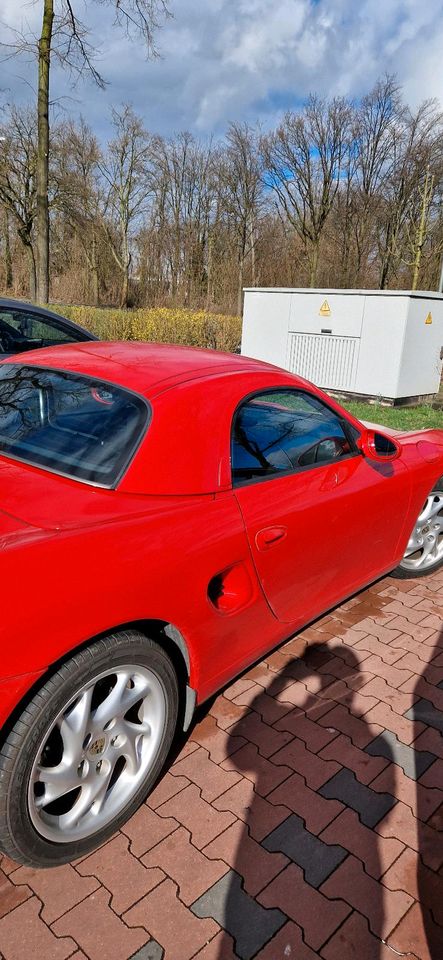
[0,308,85,356]
[232,387,411,626]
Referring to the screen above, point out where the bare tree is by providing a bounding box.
[344,76,402,285]
[2,76,443,312]
[2,207,13,290]
[100,106,152,307]
[219,122,263,315]
[2,0,170,303]
[147,132,217,304]
[54,118,104,303]
[262,96,352,286]
[377,99,443,288]
[0,106,38,297]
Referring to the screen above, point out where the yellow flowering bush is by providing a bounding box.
[55,305,242,354]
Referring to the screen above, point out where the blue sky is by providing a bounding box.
[1,0,443,140]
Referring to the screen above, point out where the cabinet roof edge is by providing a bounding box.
[243,288,443,300]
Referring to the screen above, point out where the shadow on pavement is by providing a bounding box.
[412,626,443,958]
[194,642,398,959]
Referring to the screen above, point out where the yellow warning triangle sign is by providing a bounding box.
[425,311,432,324]
[319,299,331,317]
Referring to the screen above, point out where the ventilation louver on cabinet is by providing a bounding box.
[287,333,359,391]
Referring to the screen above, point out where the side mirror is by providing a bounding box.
[359,428,401,462]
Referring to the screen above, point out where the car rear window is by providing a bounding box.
[0,364,149,486]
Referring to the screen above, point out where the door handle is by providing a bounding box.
[255,525,287,551]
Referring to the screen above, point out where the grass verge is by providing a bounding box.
[341,401,442,431]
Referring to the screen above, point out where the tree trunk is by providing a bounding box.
[91,266,100,306]
[120,266,129,308]
[412,168,433,291]
[120,228,130,308]
[250,216,257,287]
[36,0,54,303]
[308,241,319,287]
[90,234,100,305]
[237,255,244,317]
[3,208,13,289]
[27,243,37,300]
[206,232,213,311]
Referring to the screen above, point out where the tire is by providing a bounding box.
[0,630,178,868]
[392,485,443,579]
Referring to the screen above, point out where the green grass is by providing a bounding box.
[340,401,443,431]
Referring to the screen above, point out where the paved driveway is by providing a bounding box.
[1,571,442,960]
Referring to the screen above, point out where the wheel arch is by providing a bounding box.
[0,618,196,750]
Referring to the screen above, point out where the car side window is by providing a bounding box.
[232,389,355,485]
[0,310,74,354]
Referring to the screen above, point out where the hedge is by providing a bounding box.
[54,305,242,353]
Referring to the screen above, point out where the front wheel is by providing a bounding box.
[0,630,178,868]
[393,486,443,578]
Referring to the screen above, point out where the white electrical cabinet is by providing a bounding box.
[241,288,443,404]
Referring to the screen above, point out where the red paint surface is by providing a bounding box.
[1,342,442,724]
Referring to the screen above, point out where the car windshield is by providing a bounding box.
[0,364,149,486]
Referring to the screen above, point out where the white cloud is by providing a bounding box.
[1,0,443,138]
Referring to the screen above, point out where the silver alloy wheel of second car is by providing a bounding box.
[28,664,167,843]
[400,490,443,572]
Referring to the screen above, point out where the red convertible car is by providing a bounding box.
[0,342,442,867]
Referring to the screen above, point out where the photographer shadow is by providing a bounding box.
[411,626,443,958]
[194,641,400,959]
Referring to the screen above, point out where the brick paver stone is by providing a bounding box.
[191,870,286,960]
[319,768,396,827]
[267,770,344,834]
[320,910,405,960]
[225,712,292,758]
[52,887,148,960]
[189,715,247,763]
[203,820,288,896]
[262,813,348,887]
[155,783,236,848]
[221,743,293,796]
[146,772,190,809]
[318,732,389,784]
[191,929,239,959]
[364,729,436,779]
[128,942,164,960]
[121,802,180,858]
[254,920,319,960]
[381,846,443,926]
[10,863,99,924]
[405,699,443,733]
[212,777,291,841]
[376,800,443,871]
[76,834,165,914]
[258,862,351,951]
[172,746,241,800]
[386,902,443,960]
[142,826,229,904]
[320,854,413,940]
[0,897,77,960]
[0,871,31,920]
[269,736,341,789]
[124,878,219,960]
[319,807,404,880]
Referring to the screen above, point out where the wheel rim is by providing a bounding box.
[28,664,167,843]
[401,491,443,572]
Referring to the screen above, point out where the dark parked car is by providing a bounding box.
[0,299,98,356]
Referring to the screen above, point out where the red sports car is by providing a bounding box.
[0,342,441,868]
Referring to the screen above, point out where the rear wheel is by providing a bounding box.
[393,486,443,578]
[0,630,178,867]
